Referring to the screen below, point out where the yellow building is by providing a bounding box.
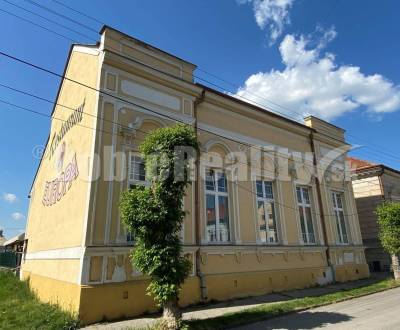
[21,26,369,325]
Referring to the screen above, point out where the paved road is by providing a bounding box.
[234,287,400,330]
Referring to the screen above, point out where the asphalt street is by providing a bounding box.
[234,287,400,330]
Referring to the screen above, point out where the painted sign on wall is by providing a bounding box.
[42,153,79,207]
[49,101,85,160]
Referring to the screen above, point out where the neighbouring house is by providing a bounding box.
[0,230,6,253]
[21,25,369,325]
[1,232,25,270]
[349,157,400,272]
[4,232,25,253]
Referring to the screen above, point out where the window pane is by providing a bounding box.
[264,181,273,199]
[335,212,343,243]
[205,169,215,191]
[136,161,146,181]
[127,231,134,243]
[332,192,337,208]
[257,201,266,243]
[336,194,343,209]
[206,194,216,242]
[256,180,263,198]
[265,202,277,243]
[218,196,230,242]
[304,206,315,243]
[130,155,146,182]
[339,210,348,243]
[217,172,227,192]
[302,187,310,205]
[296,187,302,203]
[298,206,307,242]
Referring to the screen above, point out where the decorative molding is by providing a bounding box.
[121,79,181,112]
[25,246,84,260]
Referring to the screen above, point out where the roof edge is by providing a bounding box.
[100,25,197,68]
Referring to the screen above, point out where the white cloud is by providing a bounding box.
[2,193,17,203]
[239,0,294,44]
[236,27,400,121]
[11,212,25,221]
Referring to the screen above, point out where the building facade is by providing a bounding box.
[22,26,369,325]
[349,157,400,272]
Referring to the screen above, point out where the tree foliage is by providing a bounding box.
[119,124,198,306]
[376,202,400,256]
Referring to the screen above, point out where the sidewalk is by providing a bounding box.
[83,275,386,330]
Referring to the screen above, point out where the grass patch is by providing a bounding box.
[0,270,79,330]
[184,278,400,330]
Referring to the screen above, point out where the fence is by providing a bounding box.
[0,252,18,268]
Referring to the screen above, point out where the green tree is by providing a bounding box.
[119,124,198,329]
[376,202,400,280]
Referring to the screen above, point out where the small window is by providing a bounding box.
[129,154,146,182]
[332,191,348,244]
[255,180,278,243]
[296,186,316,244]
[128,153,149,189]
[126,231,134,245]
[126,153,148,244]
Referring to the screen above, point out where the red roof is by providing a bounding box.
[346,157,377,171]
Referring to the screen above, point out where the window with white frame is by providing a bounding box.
[255,180,278,243]
[205,168,230,243]
[332,191,348,244]
[296,186,316,244]
[128,153,147,188]
[126,153,148,244]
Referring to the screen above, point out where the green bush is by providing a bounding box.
[376,202,400,256]
[120,124,198,307]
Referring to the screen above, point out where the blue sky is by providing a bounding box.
[0,0,399,239]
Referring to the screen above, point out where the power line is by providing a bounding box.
[0,4,387,166]
[6,2,400,164]
[0,98,115,139]
[0,2,304,123]
[1,0,94,41]
[10,0,311,122]
[24,0,98,34]
[0,5,397,172]
[1,97,366,218]
[0,7,75,42]
[0,81,349,193]
[1,3,397,170]
[0,82,375,217]
[51,0,103,25]
[13,0,400,164]
[0,52,350,182]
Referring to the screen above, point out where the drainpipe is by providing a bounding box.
[377,168,386,201]
[309,131,335,282]
[193,89,207,300]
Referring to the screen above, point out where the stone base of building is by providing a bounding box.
[23,263,370,325]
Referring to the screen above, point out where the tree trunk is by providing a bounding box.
[392,254,400,280]
[162,298,181,330]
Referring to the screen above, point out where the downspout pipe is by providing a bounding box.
[193,89,207,300]
[309,131,336,283]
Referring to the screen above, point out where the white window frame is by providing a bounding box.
[255,179,279,244]
[332,191,349,244]
[128,152,149,188]
[125,152,149,244]
[204,168,231,243]
[296,185,316,245]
